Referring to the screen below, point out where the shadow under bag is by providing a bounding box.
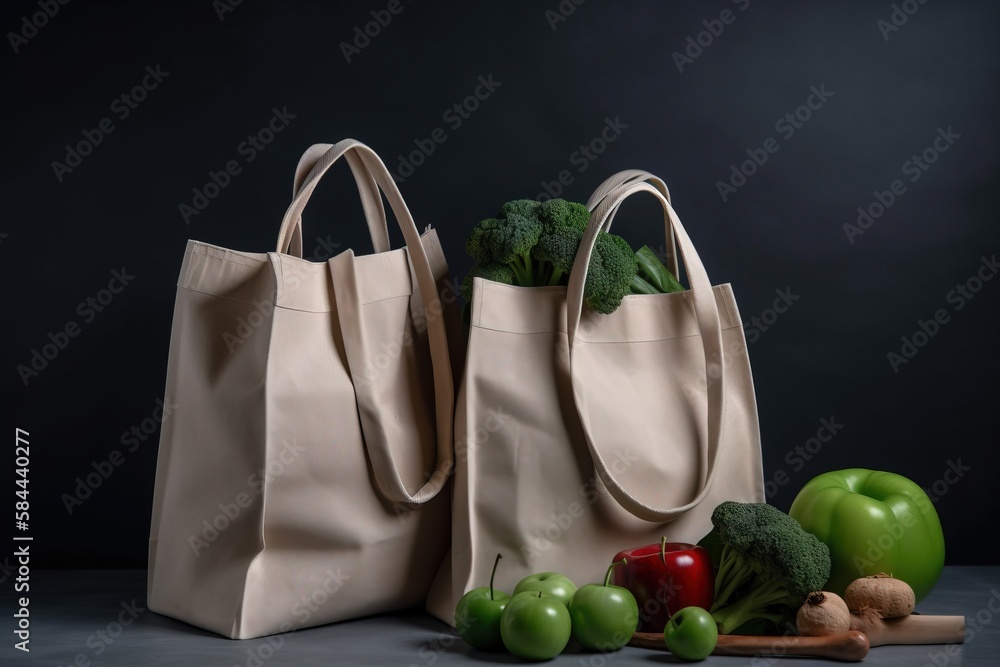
[148,139,458,639]
[427,171,765,623]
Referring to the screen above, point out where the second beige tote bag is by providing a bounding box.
[427,173,765,623]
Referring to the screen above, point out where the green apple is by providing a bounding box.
[501,591,572,660]
[569,558,638,651]
[513,572,577,608]
[455,554,511,651]
[664,606,718,661]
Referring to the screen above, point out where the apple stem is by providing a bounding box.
[605,557,626,587]
[489,553,502,601]
[660,536,667,566]
[537,591,543,598]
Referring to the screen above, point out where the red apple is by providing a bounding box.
[612,537,715,633]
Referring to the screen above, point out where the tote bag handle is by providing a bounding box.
[585,170,679,279]
[279,143,391,258]
[275,139,454,507]
[566,182,725,522]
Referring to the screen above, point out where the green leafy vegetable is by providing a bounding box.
[708,501,832,635]
[462,200,686,316]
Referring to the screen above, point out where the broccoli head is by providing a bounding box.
[465,210,543,286]
[708,501,831,634]
[462,198,639,315]
[583,232,638,314]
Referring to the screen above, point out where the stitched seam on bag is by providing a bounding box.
[721,285,741,326]
[273,293,411,313]
[179,284,412,311]
[575,324,743,343]
[185,241,266,268]
[470,323,742,340]
[176,285,270,305]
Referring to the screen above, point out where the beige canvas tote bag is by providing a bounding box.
[427,174,765,623]
[148,139,456,639]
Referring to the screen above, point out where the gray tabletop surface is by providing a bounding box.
[2,567,997,666]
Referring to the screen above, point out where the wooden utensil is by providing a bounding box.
[629,630,871,662]
[851,612,965,646]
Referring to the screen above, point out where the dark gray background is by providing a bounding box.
[1,0,997,569]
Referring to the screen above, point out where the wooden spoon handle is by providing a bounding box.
[629,630,871,662]
[854,614,966,647]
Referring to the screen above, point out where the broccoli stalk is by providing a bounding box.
[707,501,832,635]
[507,250,535,287]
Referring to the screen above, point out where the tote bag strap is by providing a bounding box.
[566,182,725,522]
[275,139,454,507]
[280,143,391,258]
[586,170,679,279]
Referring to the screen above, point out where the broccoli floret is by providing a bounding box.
[462,198,638,314]
[709,501,832,634]
[460,263,516,302]
[532,228,582,287]
[583,233,638,314]
[500,199,541,222]
[531,199,590,286]
[465,210,543,286]
[538,198,589,233]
